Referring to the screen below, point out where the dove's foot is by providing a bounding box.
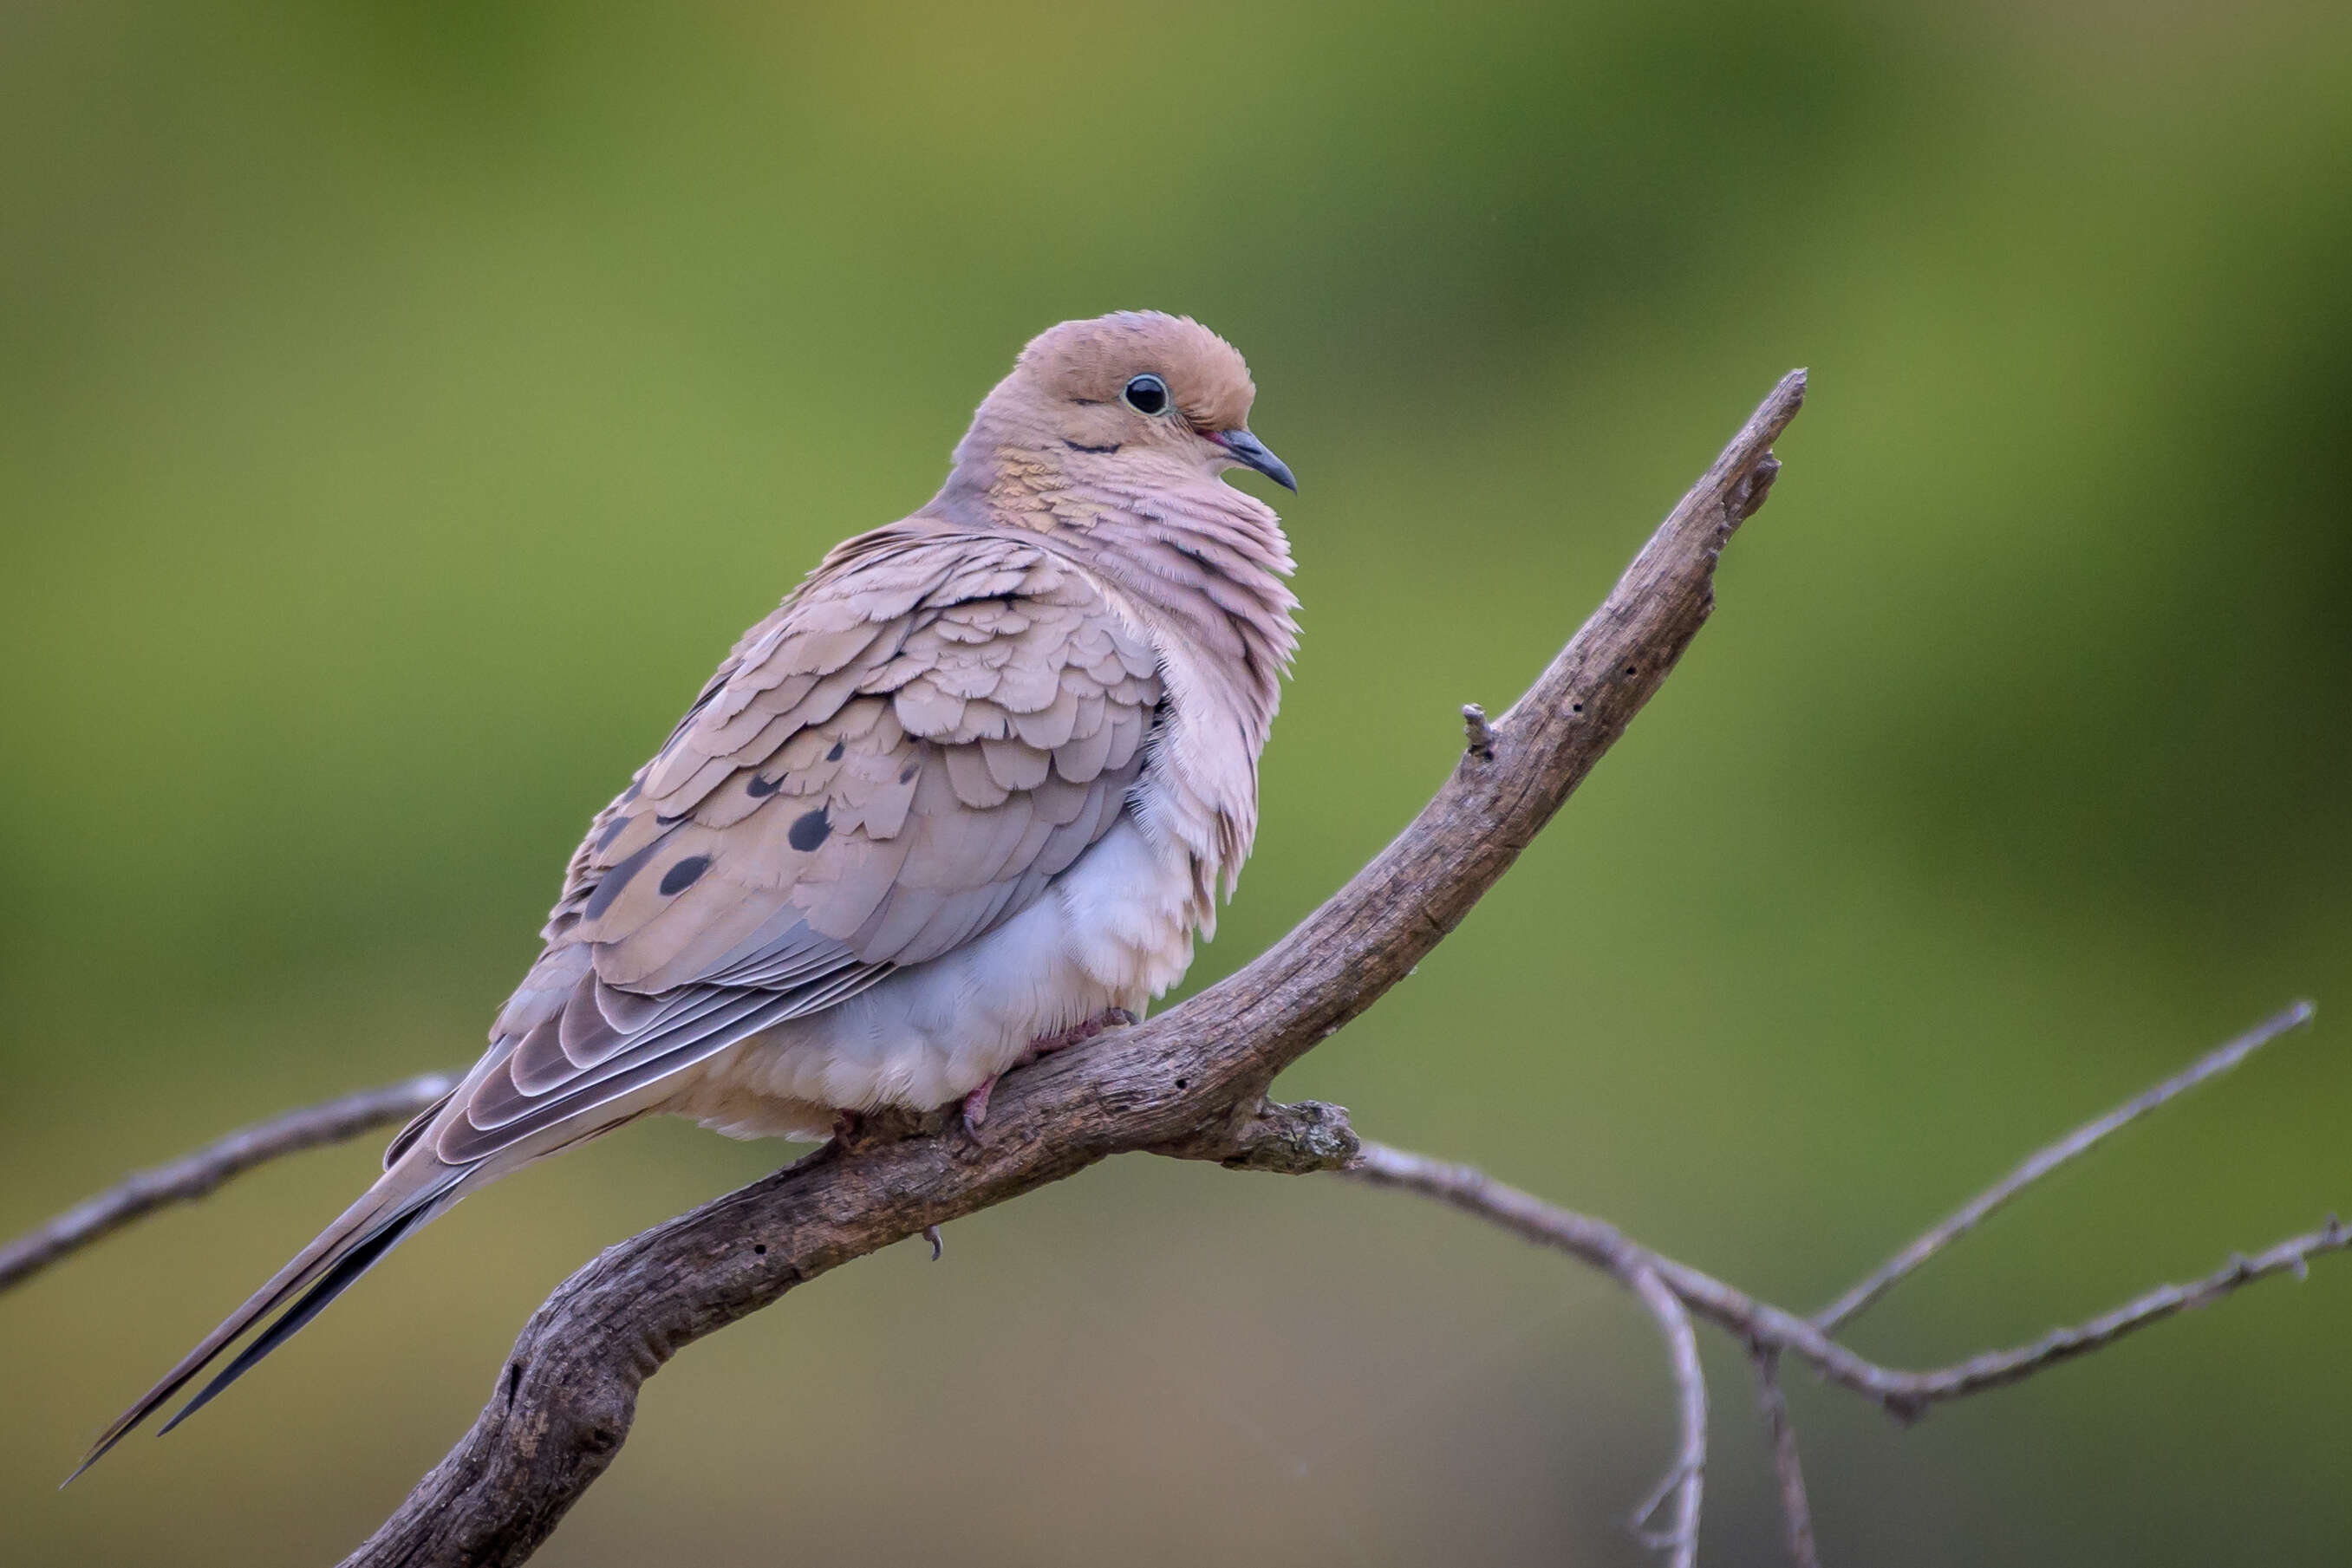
[830,1109,863,1147]
[1030,1006,1137,1057]
[961,1008,1139,1134]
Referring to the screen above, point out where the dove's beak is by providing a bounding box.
[1209,428,1298,492]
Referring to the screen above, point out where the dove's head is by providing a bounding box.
[945,312,1295,518]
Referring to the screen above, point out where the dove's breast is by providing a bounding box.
[656,810,1199,1140]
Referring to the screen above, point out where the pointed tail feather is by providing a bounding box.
[157,1200,440,1435]
[65,1161,466,1485]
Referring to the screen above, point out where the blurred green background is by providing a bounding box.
[5,1,2349,1563]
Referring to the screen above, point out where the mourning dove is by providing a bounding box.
[76,311,1299,1474]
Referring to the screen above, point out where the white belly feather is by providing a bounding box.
[657,813,1200,1141]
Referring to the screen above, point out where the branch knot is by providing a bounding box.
[1157,1099,1361,1175]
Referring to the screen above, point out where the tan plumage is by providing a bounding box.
[77,310,1299,1474]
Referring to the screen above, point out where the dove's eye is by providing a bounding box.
[1121,374,1169,416]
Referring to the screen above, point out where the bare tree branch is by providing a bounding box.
[20,345,1772,1532]
[1738,997,2315,1565]
[1813,999,2316,1332]
[309,372,1805,1565]
[1749,1351,1820,1568]
[1625,1265,1706,1568]
[30,1013,2336,1564]
[0,1074,453,1294]
[1346,1131,2348,1424]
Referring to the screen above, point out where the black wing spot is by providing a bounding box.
[659,856,713,896]
[826,740,844,761]
[594,815,634,851]
[788,808,831,852]
[899,763,917,784]
[746,773,783,799]
[583,838,667,921]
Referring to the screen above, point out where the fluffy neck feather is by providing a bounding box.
[934,434,1298,905]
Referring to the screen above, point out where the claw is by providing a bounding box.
[961,1075,1000,1133]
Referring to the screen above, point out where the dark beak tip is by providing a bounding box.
[1220,429,1298,492]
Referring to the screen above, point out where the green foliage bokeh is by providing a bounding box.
[3,3,2348,1563]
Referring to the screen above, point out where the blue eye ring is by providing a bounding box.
[1121,374,1170,416]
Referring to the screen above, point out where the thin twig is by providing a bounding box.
[1343,1132,2349,1421]
[1813,1000,2316,1331]
[1624,1265,1706,1568]
[1750,1351,1821,1568]
[0,1074,453,1293]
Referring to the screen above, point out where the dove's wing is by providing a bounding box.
[427,528,1163,1165]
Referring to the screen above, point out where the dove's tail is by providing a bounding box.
[65,1153,472,1485]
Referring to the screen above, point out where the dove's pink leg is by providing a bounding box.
[961,1008,1137,1131]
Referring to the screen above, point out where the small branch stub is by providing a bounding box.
[1463,703,1498,760]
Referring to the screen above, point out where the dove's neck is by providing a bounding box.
[1077,478,1298,911]
[937,446,1295,737]
[1076,484,1295,738]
